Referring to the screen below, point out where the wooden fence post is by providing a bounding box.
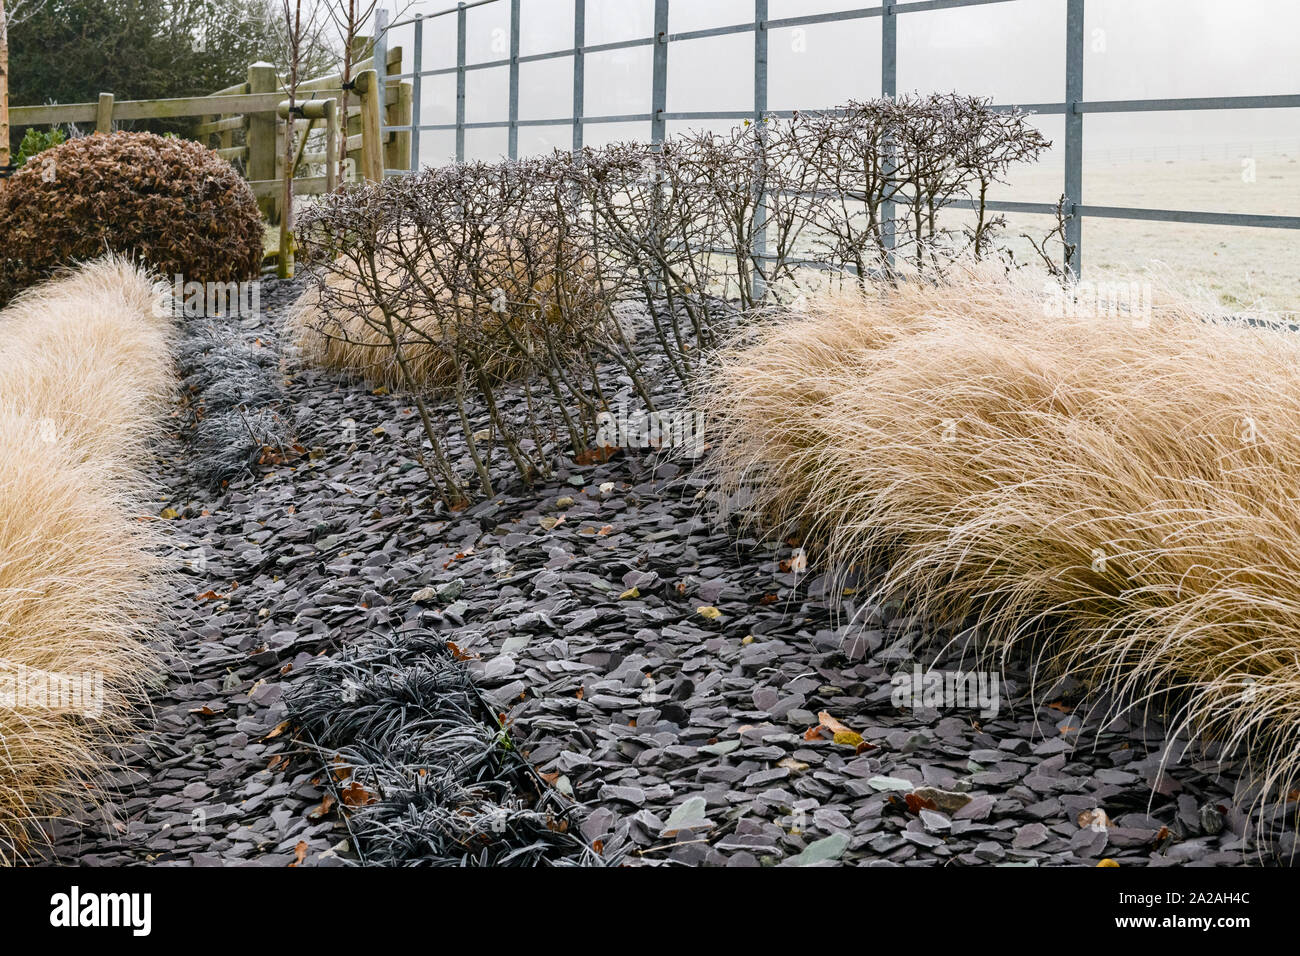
[325,98,339,193]
[347,34,371,180]
[246,62,278,218]
[95,93,114,134]
[355,70,384,182]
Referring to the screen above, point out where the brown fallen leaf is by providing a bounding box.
[290,841,308,866]
[904,792,938,815]
[340,780,376,808]
[1077,808,1112,829]
[817,711,853,735]
[265,720,292,740]
[575,447,617,465]
[307,793,336,821]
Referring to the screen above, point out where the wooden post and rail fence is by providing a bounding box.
[7,40,413,244]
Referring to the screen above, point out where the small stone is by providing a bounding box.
[912,787,972,814]
[1013,823,1049,849]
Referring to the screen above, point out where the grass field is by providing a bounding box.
[985,154,1300,313]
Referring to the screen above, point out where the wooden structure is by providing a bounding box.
[9,42,413,221]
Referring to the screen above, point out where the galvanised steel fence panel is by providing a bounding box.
[380,0,1300,276]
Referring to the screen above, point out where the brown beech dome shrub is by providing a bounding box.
[0,132,264,305]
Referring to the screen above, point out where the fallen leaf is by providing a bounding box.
[905,792,938,815]
[265,720,292,740]
[1077,808,1112,829]
[817,711,853,735]
[290,841,308,866]
[575,446,617,465]
[307,793,335,820]
[696,605,723,621]
[340,780,376,808]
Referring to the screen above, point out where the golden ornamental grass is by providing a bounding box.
[0,257,170,863]
[703,265,1300,808]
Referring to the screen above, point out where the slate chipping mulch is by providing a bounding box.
[38,276,1298,867]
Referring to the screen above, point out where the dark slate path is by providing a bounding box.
[39,279,1291,866]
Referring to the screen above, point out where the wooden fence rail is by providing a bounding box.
[8,41,412,223]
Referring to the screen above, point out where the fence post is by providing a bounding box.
[247,62,278,218]
[95,93,114,134]
[651,0,669,144]
[1064,0,1085,276]
[325,97,339,193]
[508,0,520,159]
[752,0,768,302]
[881,0,897,265]
[572,0,585,152]
[374,7,389,175]
[357,70,385,182]
[456,2,467,161]
[411,15,423,170]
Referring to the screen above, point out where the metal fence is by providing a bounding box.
[373,0,1300,276]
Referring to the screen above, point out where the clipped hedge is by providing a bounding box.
[0,131,263,306]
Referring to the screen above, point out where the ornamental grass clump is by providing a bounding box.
[702,265,1300,810]
[0,258,170,863]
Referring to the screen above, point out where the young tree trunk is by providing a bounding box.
[336,0,356,189]
[0,0,12,169]
[279,0,309,278]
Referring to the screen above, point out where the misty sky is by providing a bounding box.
[382,0,1300,169]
